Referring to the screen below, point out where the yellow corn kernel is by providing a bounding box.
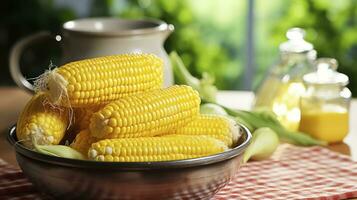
[89,85,200,139]
[169,114,240,148]
[36,54,163,107]
[88,135,227,162]
[73,106,102,132]
[16,93,69,148]
[70,129,99,156]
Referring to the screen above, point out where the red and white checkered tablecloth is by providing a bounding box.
[214,144,357,200]
[1,144,357,200]
[0,159,43,200]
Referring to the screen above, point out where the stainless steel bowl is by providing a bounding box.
[8,125,251,200]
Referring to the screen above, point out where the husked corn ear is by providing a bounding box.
[88,135,227,162]
[170,114,240,148]
[36,54,163,107]
[63,107,102,143]
[70,130,99,155]
[89,85,200,139]
[16,93,69,148]
[73,106,102,131]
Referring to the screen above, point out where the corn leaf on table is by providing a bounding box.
[0,87,356,167]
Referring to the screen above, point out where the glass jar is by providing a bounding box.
[254,28,316,131]
[299,58,351,143]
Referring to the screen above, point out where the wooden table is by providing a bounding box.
[0,87,356,167]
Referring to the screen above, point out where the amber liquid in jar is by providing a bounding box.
[299,108,349,143]
[299,58,351,143]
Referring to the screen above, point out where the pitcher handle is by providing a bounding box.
[9,31,55,93]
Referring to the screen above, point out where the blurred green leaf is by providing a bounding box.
[268,0,357,96]
[1,0,355,97]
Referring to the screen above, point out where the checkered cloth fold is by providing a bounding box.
[214,144,357,200]
[1,144,357,200]
[0,159,42,200]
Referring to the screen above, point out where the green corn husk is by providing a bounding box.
[170,51,326,146]
[34,144,85,160]
[243,127,280,163]
[219,103,327,146]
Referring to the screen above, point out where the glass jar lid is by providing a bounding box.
[279,28,314,53]
[303,58,349,86]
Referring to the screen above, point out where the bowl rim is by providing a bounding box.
[8,125,251,170]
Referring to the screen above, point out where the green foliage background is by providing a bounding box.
[1,0,356,95]
[112,0,246,90]
[254,0,357,92]
[106,0,357,94]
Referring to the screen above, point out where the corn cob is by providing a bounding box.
[16,93,69,148]
[73,106,102,132]
[88,135,227,162]
[60,106,103,143]
[70,130,99,156]
[35,54,163,107]
[169,114,240,148]
[89,85,200,139]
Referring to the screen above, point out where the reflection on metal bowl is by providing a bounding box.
[8,124,251,200]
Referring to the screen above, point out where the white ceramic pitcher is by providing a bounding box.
[10,17,174,92]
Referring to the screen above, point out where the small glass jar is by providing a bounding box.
[299,58,351,143]
[254,28,316,131]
